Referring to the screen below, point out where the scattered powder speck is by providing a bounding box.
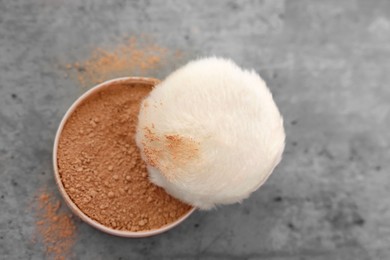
[33,189,77,260]
[66,37,183,88]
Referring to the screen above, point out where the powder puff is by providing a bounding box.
[136,57,285,209]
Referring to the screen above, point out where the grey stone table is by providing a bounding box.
[1,1,389,259]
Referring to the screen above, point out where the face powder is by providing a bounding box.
[56,80,192,232]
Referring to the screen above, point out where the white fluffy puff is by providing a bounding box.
[136,57,285,210]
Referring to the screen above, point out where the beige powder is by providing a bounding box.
[57,81,192,231]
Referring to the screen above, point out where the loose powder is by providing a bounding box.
[34,189,76,260]
[57,81,192,232]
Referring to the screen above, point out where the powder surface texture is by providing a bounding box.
[57,82,192,231]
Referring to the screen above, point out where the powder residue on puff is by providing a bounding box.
[141,127,200,181]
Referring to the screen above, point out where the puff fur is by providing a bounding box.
[136,57,285,209]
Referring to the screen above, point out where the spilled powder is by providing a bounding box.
[66,37,182,88]
[34,189,76,260]
[57,81,192,231]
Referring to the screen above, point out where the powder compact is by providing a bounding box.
[53,77,194,237]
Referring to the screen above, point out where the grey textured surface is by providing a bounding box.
[1,0,390,259]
